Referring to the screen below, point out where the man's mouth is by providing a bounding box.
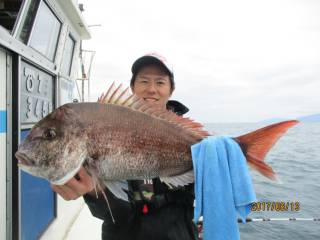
[143,98,158,102]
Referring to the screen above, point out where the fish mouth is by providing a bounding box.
[15,151,34,166]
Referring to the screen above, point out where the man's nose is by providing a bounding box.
[146,82,157,93]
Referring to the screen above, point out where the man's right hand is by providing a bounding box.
[51,167,95,200]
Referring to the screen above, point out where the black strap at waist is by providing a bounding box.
[132,190,194,215]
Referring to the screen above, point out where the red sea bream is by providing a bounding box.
[15,83,298,200]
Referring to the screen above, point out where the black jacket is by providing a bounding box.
[83,100,198,240]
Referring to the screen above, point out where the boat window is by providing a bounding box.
[0,0,24,32]
[16,0,41,43]
[60,34,75,76]
[28,1,61,61]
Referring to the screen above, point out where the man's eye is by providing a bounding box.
[44,128,57,140]
[137,79,148,84]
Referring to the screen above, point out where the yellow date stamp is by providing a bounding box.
[251,201,300,212]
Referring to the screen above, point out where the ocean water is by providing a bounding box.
[204,122,320,240]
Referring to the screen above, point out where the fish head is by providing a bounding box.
[15,104,88,185]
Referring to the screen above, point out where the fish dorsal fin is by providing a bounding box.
[98,82,210,140]
[98,82,137,105]
[160,170,194,188]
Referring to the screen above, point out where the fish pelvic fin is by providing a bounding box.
[104,181,129,202]
[98,82,210,141]
[234,120,299,180]
[84,158,117,223]
[160,170,194,188]
[95,180,116,224]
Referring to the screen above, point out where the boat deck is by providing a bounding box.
[64,203,103,240]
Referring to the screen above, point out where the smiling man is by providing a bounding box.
[130,53,174,108]
[52,53,197,240]
[88,53,197,240]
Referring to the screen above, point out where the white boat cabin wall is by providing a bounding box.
[0,0,91,239]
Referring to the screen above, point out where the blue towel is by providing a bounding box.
[191,136,256,240]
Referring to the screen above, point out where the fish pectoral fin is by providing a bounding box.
[160,170,194,188]
[104,180,129,202]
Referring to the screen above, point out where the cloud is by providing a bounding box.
[80,0,320,122]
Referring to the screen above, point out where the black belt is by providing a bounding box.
[132,191,192,215]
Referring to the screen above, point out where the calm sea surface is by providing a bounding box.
[204,122,320,240]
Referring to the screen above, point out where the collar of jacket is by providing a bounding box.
[166,100,189,116]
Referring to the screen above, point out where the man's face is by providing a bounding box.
[132,65,172,109]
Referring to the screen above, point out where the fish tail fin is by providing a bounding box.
[234,120,299,180]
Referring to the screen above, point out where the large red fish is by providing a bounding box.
[15,83,298,200]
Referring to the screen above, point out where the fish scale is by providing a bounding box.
[79,103,195,180]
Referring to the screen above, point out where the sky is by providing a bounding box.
[78,0,320,123]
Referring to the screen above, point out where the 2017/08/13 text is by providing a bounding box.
[251,202,300,212]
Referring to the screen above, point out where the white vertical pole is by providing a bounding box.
[0,48,7,240]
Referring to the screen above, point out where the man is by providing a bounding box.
[52,53,198,240]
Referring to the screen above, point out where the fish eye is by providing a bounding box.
[44,128,57,140]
